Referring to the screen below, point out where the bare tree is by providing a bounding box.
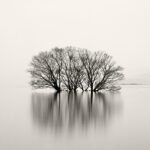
[50,47,64,90]
[28,47,124,92]
[79,50,124,92]
[28,50,63,91]
[93,53,124,91]
[79,49,104,91]
[61,47,84,91]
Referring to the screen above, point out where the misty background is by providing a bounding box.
[0,0,150,87]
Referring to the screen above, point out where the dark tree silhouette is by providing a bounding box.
[28,47,124,92]
[61,47,84,91]
[28,48,64,91]
[93,53,124,91]
[79,49,104,92]
[50,47,64,90]
[79,49,124,92]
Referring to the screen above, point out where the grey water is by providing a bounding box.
[0,86,150,150]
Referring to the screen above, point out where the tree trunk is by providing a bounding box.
[58,68,61,90]
[91,82,93,92]
[54,85,61,92]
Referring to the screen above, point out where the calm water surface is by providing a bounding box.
[0,86,150,150]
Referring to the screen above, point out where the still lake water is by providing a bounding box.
[0,86,150,150]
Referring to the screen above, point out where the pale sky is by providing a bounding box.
[0,0,150,87]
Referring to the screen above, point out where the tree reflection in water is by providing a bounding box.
[31,91,122,134]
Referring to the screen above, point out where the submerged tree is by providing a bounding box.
[79,50,124,92]
[28,48,64,91]
[79,49,104,92]
[61,47,84,91]
[93,53,124,91]
[28,47,124,92]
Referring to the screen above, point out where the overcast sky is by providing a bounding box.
[0,0,150,87]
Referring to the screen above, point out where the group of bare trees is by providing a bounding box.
[28,47,124,92]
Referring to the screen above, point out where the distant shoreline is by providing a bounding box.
[121,83,150,85]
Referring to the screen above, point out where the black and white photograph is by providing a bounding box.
[0,0,150,150]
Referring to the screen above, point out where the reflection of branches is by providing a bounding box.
[31,92,122,134]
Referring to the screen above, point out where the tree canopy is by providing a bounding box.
[28,47,124,92]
